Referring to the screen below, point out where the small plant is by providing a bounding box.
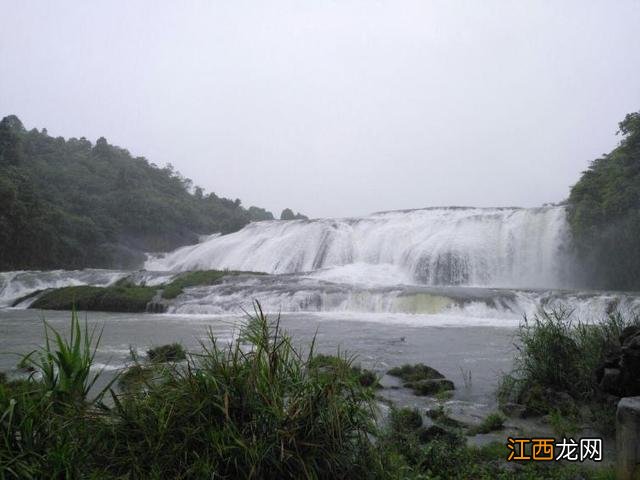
[548,409,580,437]
[20,310,110,404]
[390,407,423,432]
[468,412,505,435]
[309,353,381,388]
[459,367,472,389]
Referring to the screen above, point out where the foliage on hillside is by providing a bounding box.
[568,111,640,289]
[0,115,274,270]
[280,208,308,220]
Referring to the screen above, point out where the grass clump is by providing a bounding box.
[308,353,381,389]
[147,343,186,363]
[30,284,156,312]
[161,269,261,299]
[0,303,386,479]
[498,307,640,430]
[117,364,155,392]
[468,412,505,435]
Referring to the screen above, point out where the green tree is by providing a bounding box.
[568,110,640,289]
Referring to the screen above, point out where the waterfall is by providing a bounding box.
[145,206,571,289]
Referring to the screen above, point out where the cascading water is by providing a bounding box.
[146,206,571,289]
[3,205,638,322]
[0,269,175,308]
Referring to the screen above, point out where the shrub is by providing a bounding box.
[499,308,640,417]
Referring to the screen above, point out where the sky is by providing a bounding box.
[1,1,640,218]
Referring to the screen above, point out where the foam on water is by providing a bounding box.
[0,269,129,307]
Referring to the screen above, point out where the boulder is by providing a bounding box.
[599,368,622,396]
[616,396,640,480]
[596,328,640,397]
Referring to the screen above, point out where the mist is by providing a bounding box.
[1,1,639,218]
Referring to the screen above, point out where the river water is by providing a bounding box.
[1,206,639,422]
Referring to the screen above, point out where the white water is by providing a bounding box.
[0,269,176,308]
[146,206,571,289]
[2,205,638,325]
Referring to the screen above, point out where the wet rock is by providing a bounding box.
[387,363,445,382]
[387,363,455,396]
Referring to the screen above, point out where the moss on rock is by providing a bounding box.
[161,270,262,299]
[30,285,157,312]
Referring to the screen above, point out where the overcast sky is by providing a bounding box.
[1,1,639,218]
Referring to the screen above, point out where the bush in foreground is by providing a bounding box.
[0,303,383,479]
[498,307,640,430]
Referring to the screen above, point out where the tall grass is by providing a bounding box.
[0,311,111,478]
[0,303,384,479]
[498,307,640,414]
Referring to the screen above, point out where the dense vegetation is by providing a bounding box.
[0,115,274,270]
[498,308,640,435]
[0,308,615,479]
[568,110,640,290]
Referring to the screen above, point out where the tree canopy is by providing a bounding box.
[280,208,308,221]
[0,115,274,270]
[568,110,640,290]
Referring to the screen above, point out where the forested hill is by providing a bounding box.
[0,115,274,270]
[568,110,640,290]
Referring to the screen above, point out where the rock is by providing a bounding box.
[620,325,640,345]
[387,363,445,382]
[599,368,622,396]
[620,334,640,396]
[602,343,622,368]
[616,396,640,480]
[406,378,455,396]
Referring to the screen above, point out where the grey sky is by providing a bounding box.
[1,1,639,218]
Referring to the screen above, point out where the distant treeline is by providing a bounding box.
[0,115,278,270]
[568,110,640,290]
